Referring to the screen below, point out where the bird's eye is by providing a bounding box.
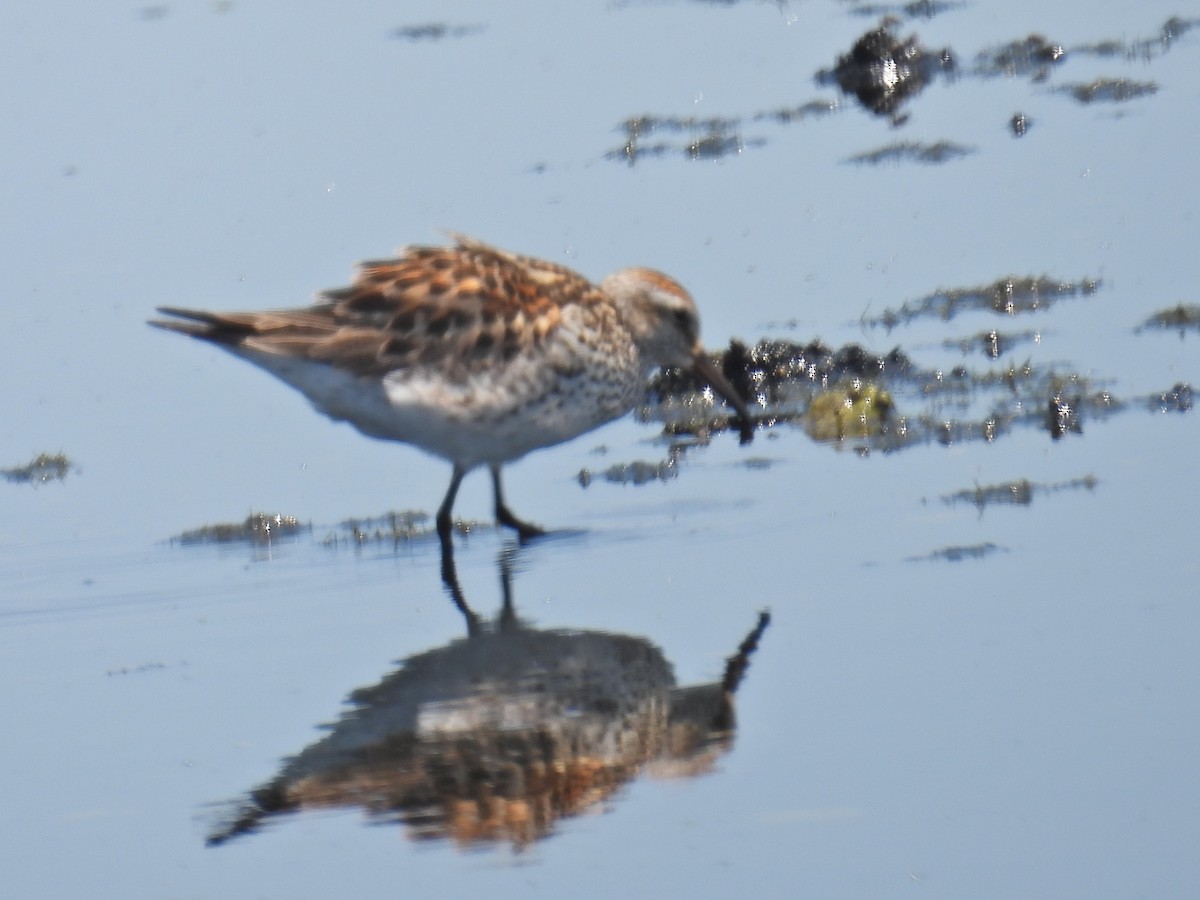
[673,309,693,331]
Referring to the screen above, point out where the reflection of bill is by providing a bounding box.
[206,558,769,849]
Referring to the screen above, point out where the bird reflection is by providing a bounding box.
[206,543,769,849]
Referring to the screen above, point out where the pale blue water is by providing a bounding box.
[2,2,1198,897]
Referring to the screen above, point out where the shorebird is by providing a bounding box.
[151,235,752,547]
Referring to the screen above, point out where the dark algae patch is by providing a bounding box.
[392,23,483,42]
[945,329,1042,359]
[169,511,491,550]
[908,542,1006,563]
[941,475,1099,512]
[331,510,487,545]
[172,513,308,546]
[863,274,1100,329]
[1054,78,1158,104]
[846,140,974,165]
[1136,304,1200,336]
[607,114,766,165]
[816,20,955,124]
[577,457,680,488]
[2,452,72,485]
[974,34,1066,78]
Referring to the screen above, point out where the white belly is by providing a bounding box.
[228,347,646,469]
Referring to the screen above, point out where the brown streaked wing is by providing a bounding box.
[310,238,604,376]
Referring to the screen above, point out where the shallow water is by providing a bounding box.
[3,1,1199,897]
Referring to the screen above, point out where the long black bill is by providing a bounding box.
[691,351,755,445]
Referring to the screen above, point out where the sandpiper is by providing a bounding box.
[151,234,753,545]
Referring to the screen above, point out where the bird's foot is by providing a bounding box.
[495,504,546,542]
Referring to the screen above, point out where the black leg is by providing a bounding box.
[490,464,546,540]
[436,464,467,558]
[438,529,483,636]
[496,545,520,631]
[437,465,482,623]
